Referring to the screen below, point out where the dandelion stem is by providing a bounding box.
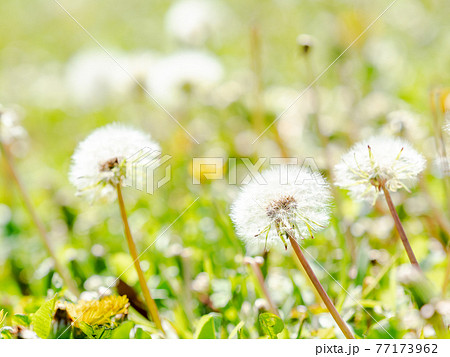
[244,256,279,316]
[442,248,450,297]
[115,184,164,333]
[288,235,355,339]
[382,186,420,269]
[1,143,79,297]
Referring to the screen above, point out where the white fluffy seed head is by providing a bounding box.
[433,156,450,178]
[165,0,228,46]
[230,166,332,255]
[69,123,160,202]
[65,50,132,109]
[146,50,223,107]
[384,110,424,141]
[0,105,27,146]
[334,135,426,204]
[65,50,159,109]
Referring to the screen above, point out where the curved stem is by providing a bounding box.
[1,143,79,297]
[288,235,355,339]
[382,186,420,269]
[116,184,164,334]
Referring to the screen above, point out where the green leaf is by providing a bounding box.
[127,308,162,337]
[365,318,401,339]
[78,322,113,339]
[210,312,222,336]
[111,321,134,339]
[228,321,245,339]
[238,328,246,339]
[96,327,112,339]
[259,312,284,339]
[12,314,31,327]
[355,239,370,286]
[31,296,57,339]
[134,327,152,339]
[194,314,216,339]
[78,321,95,338]
[1,328,14,339]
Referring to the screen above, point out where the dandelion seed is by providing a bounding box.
[230,166,331,254]
[334,135,426,204]
[69,123,160,202]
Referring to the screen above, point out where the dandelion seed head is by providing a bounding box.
[146,50,224,107]
[432,156,450,178]
[165,0,229,46]
[65,50,132,109]
[230,166,331,254]
[69,123,160,202]
[334,135,426,204]
[384,110,424,140]
[266,195,298,221]
[296,34,314,54]
[65,50,159,109]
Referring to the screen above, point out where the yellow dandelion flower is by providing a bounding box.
[65,295,129,327]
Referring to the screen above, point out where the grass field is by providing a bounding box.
[0,0,449,339]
